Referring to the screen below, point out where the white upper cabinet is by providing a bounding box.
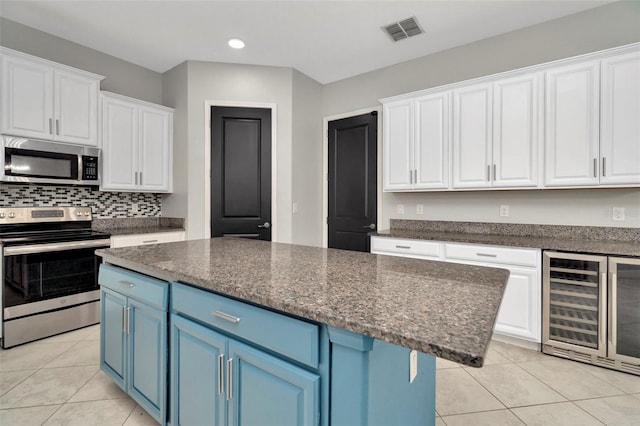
[453,83,493,188]
[100,92,173,193]
[493,73,540,188]
[0,48,102,146]
[600,51,640,185]
[383,99,413,190]
[414,92,450,189]
[544,61,600,187]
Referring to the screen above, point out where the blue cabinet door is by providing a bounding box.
[100,288,126,389]
[228,340,320,426]
[171,314,226,426]
[129,298,167,423]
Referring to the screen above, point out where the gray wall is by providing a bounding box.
[161,60,295,242]
[292,69,324,246]
[0,18,163,104]
[322,1,640,230]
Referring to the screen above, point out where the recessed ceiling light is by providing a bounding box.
[228,38,245,49]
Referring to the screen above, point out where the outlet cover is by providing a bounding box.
[132,202,139,214]
[397,204,405,215]
[499,205,509,217]
[416,204,424,215]
[292,202,298,214]
[612,207,625,222]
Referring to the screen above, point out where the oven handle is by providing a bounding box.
[3,239,111,256]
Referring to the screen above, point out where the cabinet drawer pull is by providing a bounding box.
[476,253,498,258]
[218,354,225,395]
[593,158,597,177]
[56,119,60,135]
[49,118,53,134]
[142,239,158,244]
[213,310,241,324]
[227,358,233,401]
[395,245,411,250]
[119,280,135,288]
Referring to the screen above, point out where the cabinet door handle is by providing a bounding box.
[49,118,53,134]
[213,310,241,324]
[602,157,606,177]
[218,354,225,395]
[593,158,597,177]
[139,172,143,185]
[226,358,233,401]
[493,164,496,181]
[119,280,135,288]
[608,272,616,352]
[134,172,138,185]
[395,245,411,249]
[142,240,158,244]
[122,307,127,334]
[487,165,491,182]
[476,252,498,258]
[56,119,60,135]
[409,170,412,184]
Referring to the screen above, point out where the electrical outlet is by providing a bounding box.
[132,202,139,214]
[292,202,298,214]
[612,207,625,222]
[499,205,509,217]
[416,204,424,215]
[397,204,405,215]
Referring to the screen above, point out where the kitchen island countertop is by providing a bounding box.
[97,237,509,367]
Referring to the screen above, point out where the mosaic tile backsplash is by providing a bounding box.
[0,184,161,218]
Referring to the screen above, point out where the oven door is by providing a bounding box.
[2,239,110,320]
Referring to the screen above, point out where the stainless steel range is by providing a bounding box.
[0,206,110,348]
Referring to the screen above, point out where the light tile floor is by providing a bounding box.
[1,326,639,425]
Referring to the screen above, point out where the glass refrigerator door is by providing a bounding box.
[609,257,640,363]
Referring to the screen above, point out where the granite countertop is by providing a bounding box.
[93,217,185,236]
[97,237,510,368]
[376,220,640,257]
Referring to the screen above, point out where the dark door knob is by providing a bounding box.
[258,222,271,229]
[363,223,376,230]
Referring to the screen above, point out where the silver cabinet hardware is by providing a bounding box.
[602,157,606,177]
[476,253,498,258]
[409,170,412,184]
[56,119,60,135]
[218,354,225,395]
[593,158,597,177]
[257,222,271,229]
[363,224,376,230]
[487,165,490,182]
[135,172,138,185]
[140,172,142,185]
[142,240,158,244]
[413,169,417,184]
[493,164,496,181]
[119,280,135,288]
[213,310,241,324]
[49,118,53,134]
[395,245,411,249]
[226,358,233,401]
[608,272,615,350]
[122,307,127,334]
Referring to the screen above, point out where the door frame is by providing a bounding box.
[322,106,383,248]
[204,100,278,241]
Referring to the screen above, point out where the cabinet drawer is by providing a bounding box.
[371,236,441,259]
[110,231,185,249]
[444,243,539,267]
[172,283,319,369]
[99,264,168,309]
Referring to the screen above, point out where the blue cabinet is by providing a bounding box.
[99,265,168,425]
[170,283,320,426]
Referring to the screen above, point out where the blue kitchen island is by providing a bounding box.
[96,237,509,426]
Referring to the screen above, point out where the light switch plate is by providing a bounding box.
[416,204,424,215]
[132,202,139,214]
[409,350,417,383]
[499,205,509,217]
[397,204,405,215]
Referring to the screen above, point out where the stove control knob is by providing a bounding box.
[84,212,90,216]
[76,212,82,216]
[8,212,15,219]
[0,212,5,219]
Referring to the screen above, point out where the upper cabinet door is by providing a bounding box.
[54,70,99,146]
[600,51,640,185]
[1,54,54,139]
[453,83,493,188]
[493,73,540,188]
[101,96,138,191]
[138,106,172,192]
[383,100,414,190]
[414,92,450,189]
[545,61,600,187]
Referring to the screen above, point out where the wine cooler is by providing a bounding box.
[543,251,640,376]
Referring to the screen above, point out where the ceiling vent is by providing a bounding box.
[383,17,423,42]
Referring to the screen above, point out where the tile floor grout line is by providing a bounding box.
[459,363,509,412]
[568,400,608,426]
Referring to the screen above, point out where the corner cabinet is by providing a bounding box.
[0,47,103,146]
[99,264,169,425]
[100,91,173,192]
[170,282,320,426]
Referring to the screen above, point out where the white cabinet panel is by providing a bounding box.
[370,236,441,260]
[110,231,185,248]
[453,83,493,188]
[545,61,600,187]
[101,97,138,190]
[600,51,640,185]
[139,107,171,191]
[55,70,99,145]
[415,92,449,189]
[383,100,413,190]
[493,74,540,188]
[494,266,540,342]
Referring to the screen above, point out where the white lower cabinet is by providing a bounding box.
[371,236,541,345]
[110,231,185,249]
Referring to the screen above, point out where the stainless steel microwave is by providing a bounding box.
[1,136,100,186]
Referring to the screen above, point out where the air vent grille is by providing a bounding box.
[383,17,423,42]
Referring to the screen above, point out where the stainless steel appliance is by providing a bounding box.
[0,206,110,348]
[543,251,640,375]
[1,136,100,186]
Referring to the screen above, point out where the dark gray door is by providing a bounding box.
[211,106,271,240]
[328,112,377,252]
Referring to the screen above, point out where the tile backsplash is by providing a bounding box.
[0,184,161,218]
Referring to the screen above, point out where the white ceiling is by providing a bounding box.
[0,0,616,84]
